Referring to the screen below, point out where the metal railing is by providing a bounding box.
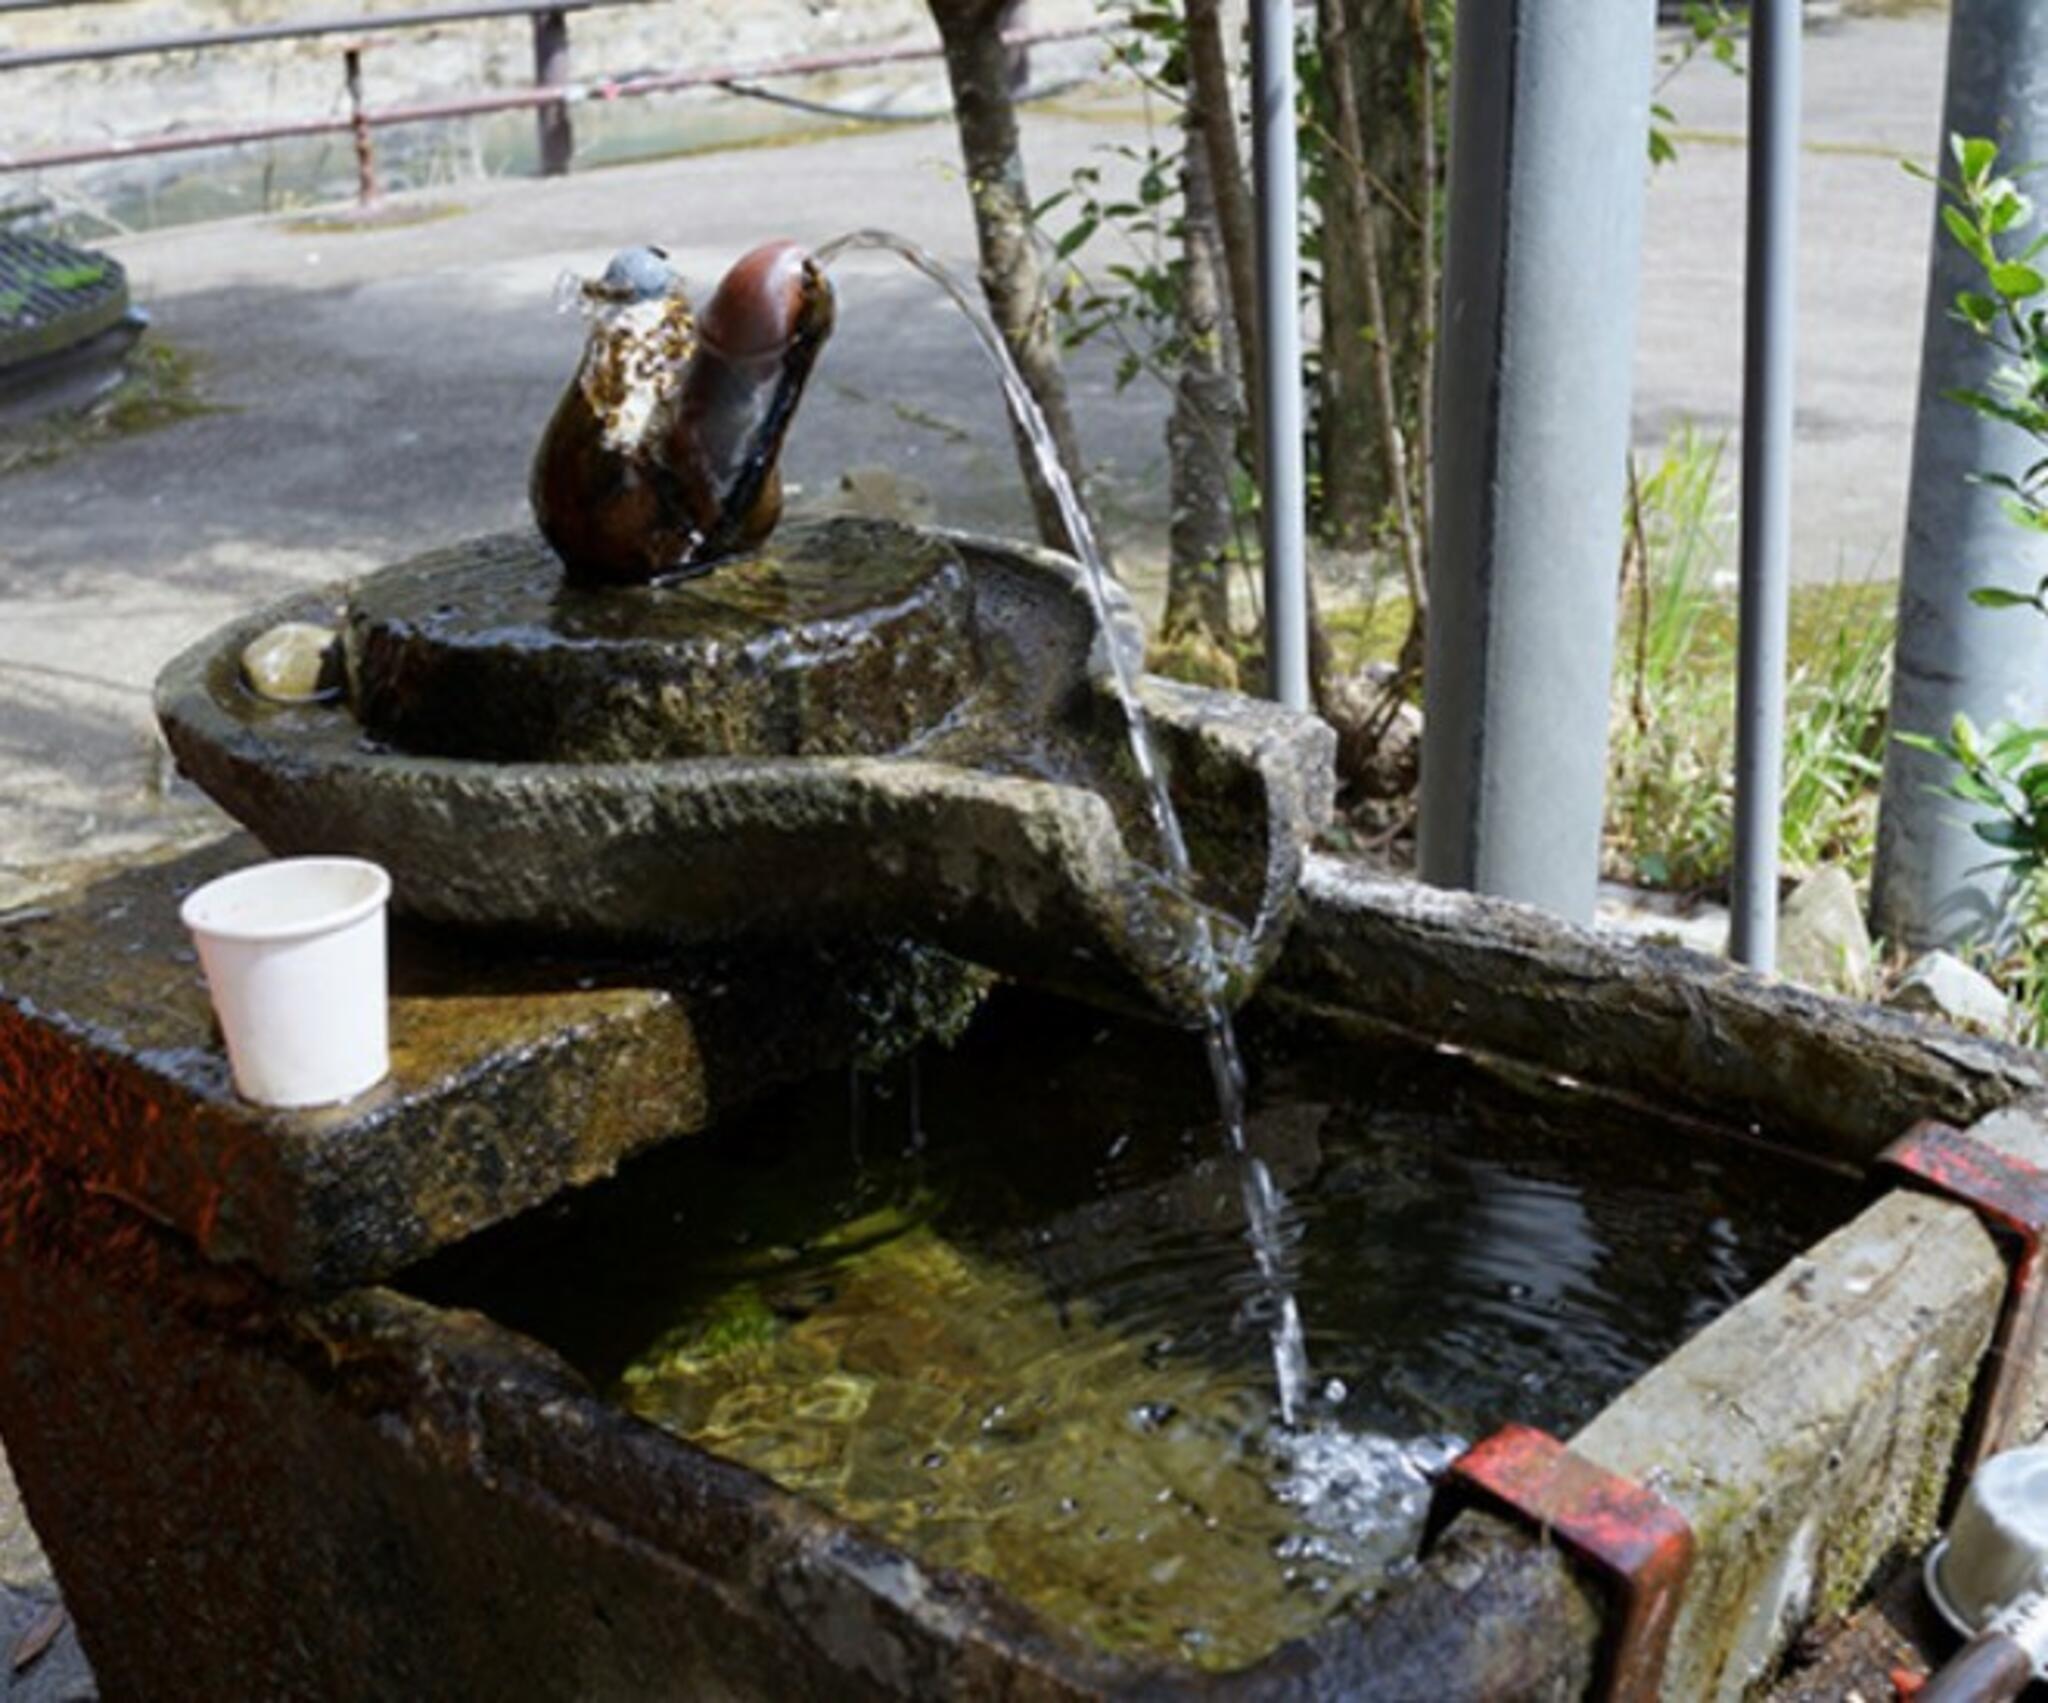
[0,2,1103,206]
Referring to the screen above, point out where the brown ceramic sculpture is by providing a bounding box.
[530,239,837,587]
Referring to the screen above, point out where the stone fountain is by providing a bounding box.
[5,241,2048,1699]
[157,240,1333,1022]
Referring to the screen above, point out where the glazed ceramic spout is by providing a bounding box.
[530,239,836,588]
[667,240,836,570]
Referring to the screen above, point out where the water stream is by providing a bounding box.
[812,228,1313,1426]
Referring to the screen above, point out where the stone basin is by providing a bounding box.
[3,843,2047,1698]
[155,517,1335,1021]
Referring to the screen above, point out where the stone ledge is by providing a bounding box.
[1274,856,2046,1163]
[0,835,977,1292]
[1575,1188,2004,1701]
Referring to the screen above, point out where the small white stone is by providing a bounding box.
[1887,949,2015,1039]
[1776,865,1875,999]
[240,622,341,703]
[836,465,937,526]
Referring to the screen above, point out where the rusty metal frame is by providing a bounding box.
[0,2,647,72]
[1421,1422,1695,1703]
[0,23,1108,179]
[1877,1119,2048,1474]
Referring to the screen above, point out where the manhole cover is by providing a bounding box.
[0,233,131,374]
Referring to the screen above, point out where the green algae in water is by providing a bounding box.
[613,1223,1433,1670]
[405,991,1862,1674]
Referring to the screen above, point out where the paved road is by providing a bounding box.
[1637,6,1945,586]
[0,9,1951,890]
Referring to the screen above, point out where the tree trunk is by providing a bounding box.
[928,0,1100,560]
[1184,0,1263,474]
[1164,115,1239,646]
[1319,0,1427,664]
[1314,0,1432,551]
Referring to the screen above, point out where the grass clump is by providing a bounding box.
[1303,425,1896,897]
[1609,427,1893,893]
[0,340,217,477]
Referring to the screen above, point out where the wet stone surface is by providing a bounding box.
[0,835,985,1291]
[158,525,1337,1021]
[346,519,979,763]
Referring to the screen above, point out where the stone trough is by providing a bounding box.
[1,830,2044,1699]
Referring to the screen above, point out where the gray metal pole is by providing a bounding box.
[1250,0,1310,713]
[1731,0,1802,971]
[1872,0,2048,951]
[1417,3,1655,923]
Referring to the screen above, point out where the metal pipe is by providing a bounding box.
[1917,1632,2033,1703]
[0,23,1109,175]
[1730,0,1802,971]
[1872,0,2048,951]
[531,7,573,178]
[0,0,647,72]
[1417,2,1655,923]
[1249,0,1309,713]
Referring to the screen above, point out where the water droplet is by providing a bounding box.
[920,1450,947,1471]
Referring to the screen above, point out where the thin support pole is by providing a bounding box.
[533,8,574,177]
[344,45,379,208]
[1250,0,1309,713]
[1731,0,1801,971]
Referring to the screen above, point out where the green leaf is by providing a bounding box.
[1991,186,2035,234]
[1950,771,2007,808]
[1958,290,2002,332]
[1975,818,2035,851]
[1946,386,2048,434]
[1052,214,1099,260]
[1992,262,2047,300]
[1955,712,1987,763]
[1970,586,2039,608]
[1957,135,2000,187]
[1944,204,1995,268]
[2001,495,2048,533]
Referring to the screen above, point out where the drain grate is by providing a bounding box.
[0,233,131,374]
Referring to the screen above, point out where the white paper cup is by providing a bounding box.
[180,857,392,1109]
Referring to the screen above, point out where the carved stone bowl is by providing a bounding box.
[156,518,1335,1020]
